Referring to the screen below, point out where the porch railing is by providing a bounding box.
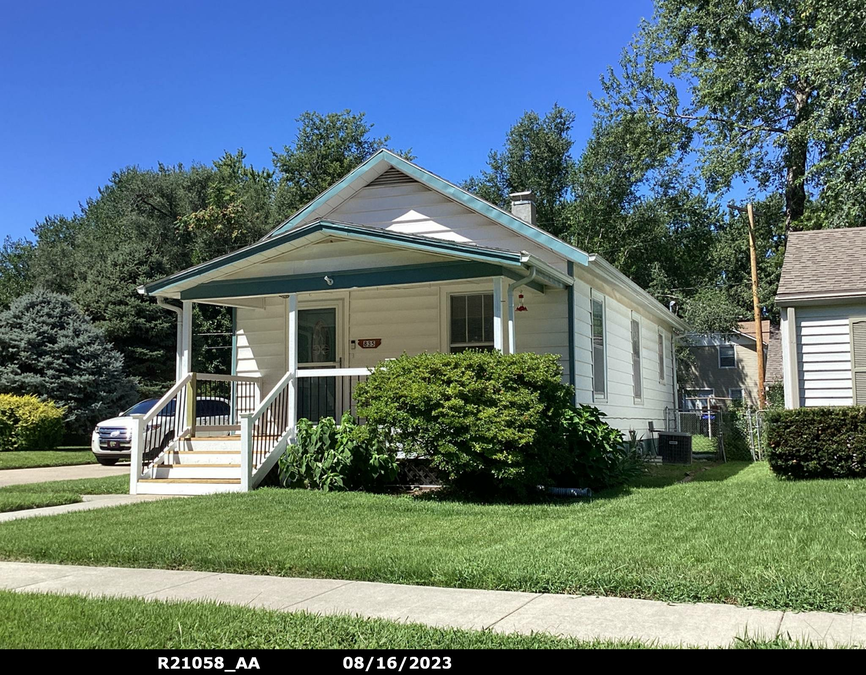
[240,367,370,490]
[129,372,263,493]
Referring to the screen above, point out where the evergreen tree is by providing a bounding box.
[0,291,137,437]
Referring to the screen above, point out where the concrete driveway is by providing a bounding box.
[0,464,128,488]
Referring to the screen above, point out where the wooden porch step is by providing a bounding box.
[139,478,241,484]
[189,436,240,441]
[164,463,240,469]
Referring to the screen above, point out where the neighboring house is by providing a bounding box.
[131,149,688,494]
[777,228,866,409]
[680,320,770,409]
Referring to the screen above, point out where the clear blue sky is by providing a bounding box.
[1,0,654,242]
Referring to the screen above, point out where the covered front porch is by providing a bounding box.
[132,220,572,494]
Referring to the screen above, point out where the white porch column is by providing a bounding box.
[493,277,510,354]
[180,300,193,377]
[506,285,516,355]
[286,294,298,436]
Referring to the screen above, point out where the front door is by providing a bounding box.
[297,306,339,422]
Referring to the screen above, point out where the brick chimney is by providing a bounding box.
[509,191,536,225]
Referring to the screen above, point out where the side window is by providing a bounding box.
[658,332,665,382]
[718,344,736,368]
[591,294,606,399]
[631,316,642,400]
[450,294,495,352]
[852,319,866,405]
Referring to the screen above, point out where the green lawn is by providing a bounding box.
[0,591,807,649]
[1,463,865,613]
[0,474,126,513]
[0,492,81,513]
[0,447,96,470]
[0,474,128,495]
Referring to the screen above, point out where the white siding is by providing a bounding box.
[235,296,286,394]
[234,277,678,439]
[325,181,568,272]
[794,304,866,407]
[573,279,675,436]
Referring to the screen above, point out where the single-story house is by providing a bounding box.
[777,228,866,408]
[130,149,688,494]
[680,320,770,409]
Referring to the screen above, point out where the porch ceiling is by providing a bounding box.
[140,220,570,302]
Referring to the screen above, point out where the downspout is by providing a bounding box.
[506,267,537,354]
[157,297,184,382]
[566,261,576,405]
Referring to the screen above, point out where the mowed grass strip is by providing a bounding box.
[0,591,814,649]
[0,474,128,495]
[0,492,81,513]
[0,448,96,470]
[0,463,865,612]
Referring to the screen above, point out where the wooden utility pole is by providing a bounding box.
[746,204,766,409]
[731,202,767,408]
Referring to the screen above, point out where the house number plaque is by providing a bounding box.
[358,339,382,349]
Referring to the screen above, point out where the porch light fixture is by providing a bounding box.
[323,275,334,286]
[515,293,528,312]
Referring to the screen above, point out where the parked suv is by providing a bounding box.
[91,397,231,465]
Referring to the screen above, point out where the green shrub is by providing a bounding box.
[0,394,65,451]
[278,412,398,492]
[354,351,628,497]
[766,407,866,479]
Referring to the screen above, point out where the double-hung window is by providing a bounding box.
[631,316,643,401]
[718,343,736,368]
[591,295,606,399]
[450,294,494,352]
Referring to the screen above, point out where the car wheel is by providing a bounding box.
[97,457,119,466]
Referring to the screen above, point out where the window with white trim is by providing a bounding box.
[718,343,736,368]
[631,316,642,400]
[658,332,665,382]
[852,319,866,405]
[450,294,494,353]
[729,388,744,402]
[591,294,606,399]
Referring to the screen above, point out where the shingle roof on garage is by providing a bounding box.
[776,228,866,303]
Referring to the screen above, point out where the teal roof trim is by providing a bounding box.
[267,150,590,266]
[141,220,524,296]
[179,261,527,301]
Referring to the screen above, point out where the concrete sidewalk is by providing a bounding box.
[1,562,864,647]
[0,494,174,523]
[0,463,127,487]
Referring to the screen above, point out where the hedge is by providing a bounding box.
[0,394,65,452]
[765,406,866,479]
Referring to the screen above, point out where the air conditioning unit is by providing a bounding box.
[657,431,692,465]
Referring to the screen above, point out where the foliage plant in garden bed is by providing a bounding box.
[353,351,639,498]
[278,412,398,492]
[766,406,866,479]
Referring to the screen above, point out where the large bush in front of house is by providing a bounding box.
[0,394,65,451]
[0,291,137,439]
[353,351,631,497]
[766,407,866,479]
[279,412,398,491]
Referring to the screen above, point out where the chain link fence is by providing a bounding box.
[665,405,766,462]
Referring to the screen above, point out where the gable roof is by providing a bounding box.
[777,228,866,304]
[139,219,570,298]
[266,148,590,266]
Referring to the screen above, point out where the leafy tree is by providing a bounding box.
[273,110,413,220]
[465,105,576,238]
[0,237,34,310]
[599,0,866,230]
[0,291,137,437]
